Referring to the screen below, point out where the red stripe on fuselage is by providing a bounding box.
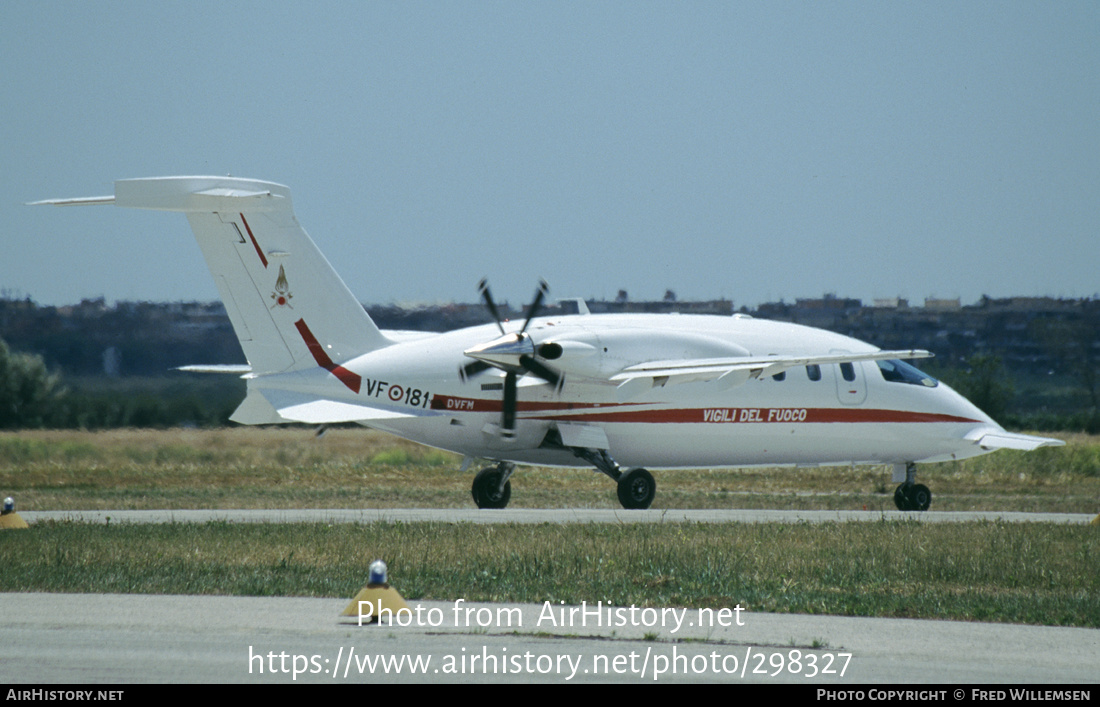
[538,408,979,424]
[430,394,978,425]
[239,214,268,269]
[430,395,627,414]
[294,319,361,393]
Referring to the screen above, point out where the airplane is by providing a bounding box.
[33,176,1064,511]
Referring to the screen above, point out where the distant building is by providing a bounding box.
[924,297,961,311]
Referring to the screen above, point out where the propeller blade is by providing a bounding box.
[478,278,506,336]
[520,355,564,392]
[519,279,549,334]
[460,359,492,382]
[502,371,518,438]
[469,279,558,439]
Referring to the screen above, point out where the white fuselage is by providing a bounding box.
[250,311,999,470]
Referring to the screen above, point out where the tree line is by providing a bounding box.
[0,335,1095,432]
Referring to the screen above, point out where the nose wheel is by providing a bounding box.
[894,483,931,511]
[893,463,931,510]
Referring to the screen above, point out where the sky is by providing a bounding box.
[3,1,1098,310]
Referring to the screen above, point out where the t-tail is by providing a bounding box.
[33,176,393,381]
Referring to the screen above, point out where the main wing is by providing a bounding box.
[610,349,933,400]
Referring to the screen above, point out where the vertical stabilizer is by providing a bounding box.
[43,176,392,375]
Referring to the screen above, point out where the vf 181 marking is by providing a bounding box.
[362,377,432,409]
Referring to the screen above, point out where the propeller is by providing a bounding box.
[460,279,565,438]
[478,278,506,336]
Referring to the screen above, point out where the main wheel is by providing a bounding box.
[906,483,931,511]
[893,483,910,510]
[617,468,656,510]
[471,467,511,509]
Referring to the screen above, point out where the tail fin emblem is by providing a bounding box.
[271,265,293,308]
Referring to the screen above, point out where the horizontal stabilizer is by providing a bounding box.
[115,177,285,212]
[230,389,435,425]
[275,399,418,424]
[262,390,438,424]
[176,364,253,375]
[27,195,115,207]
[31,178,284,212]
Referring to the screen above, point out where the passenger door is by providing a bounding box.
[832,351,868,405]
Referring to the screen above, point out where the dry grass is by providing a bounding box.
[0,427,1096,512]
[2,428,1096,627]
[3,519,1096,627]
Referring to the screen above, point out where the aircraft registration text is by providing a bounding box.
[361,377,433,409]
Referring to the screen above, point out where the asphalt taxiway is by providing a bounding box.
[5,509,1096,684]
[1,593,1097,684]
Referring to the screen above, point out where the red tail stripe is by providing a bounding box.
[294,319,361,394]
[239,214,268,269]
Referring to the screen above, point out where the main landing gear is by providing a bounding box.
[893,462,932,511]
[572,448,656,510]
[469,450,656,510]
[617,468,656,510]
[471,462,514,509]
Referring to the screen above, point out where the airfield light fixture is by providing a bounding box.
[369,559,387,586]
[2,497,12,514]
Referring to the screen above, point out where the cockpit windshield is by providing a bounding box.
[877,359,938,387]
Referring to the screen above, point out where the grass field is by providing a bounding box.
[0,427,1096,512]
[4,520,1097,628]
[0,428,1097,628]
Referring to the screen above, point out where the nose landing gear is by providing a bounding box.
[894,482,932,511]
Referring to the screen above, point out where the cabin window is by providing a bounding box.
[839,362,856,382]
[806,364,821,381]
[877,359,938,388]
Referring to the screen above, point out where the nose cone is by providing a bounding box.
[906,381,1001,462]
[930,381,1063,458]
[940,381,999,427]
